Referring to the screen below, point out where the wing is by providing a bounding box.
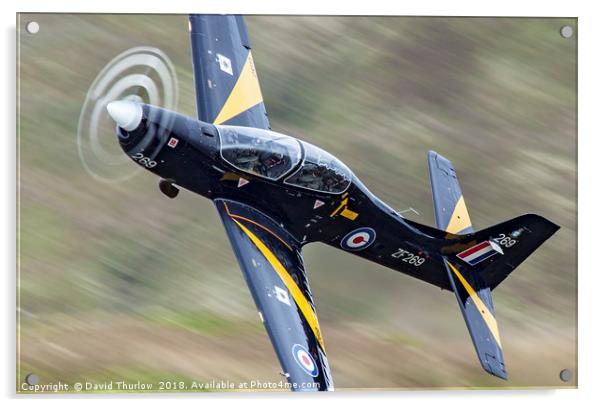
[214,199,334,391]
[188,14,271,129]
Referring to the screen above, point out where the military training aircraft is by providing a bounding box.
[104,14,559,391]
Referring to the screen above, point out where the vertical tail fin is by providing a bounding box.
[427,151,505,378]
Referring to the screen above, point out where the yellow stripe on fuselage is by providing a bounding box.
[213,52,264,125]
[446,195,472,234]
[232,218,326,351]
[446,261,502,348]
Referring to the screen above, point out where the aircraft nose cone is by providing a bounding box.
[106,100,143,131]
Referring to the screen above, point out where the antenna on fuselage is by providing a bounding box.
[396,207,421,218]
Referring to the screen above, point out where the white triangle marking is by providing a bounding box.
[313,199,325,209]
[238,178,249,188]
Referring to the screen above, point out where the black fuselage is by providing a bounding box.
[117,104,458,290]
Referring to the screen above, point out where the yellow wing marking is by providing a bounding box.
[446,195,472,234]
[213,52,264,125]
[232,218,326,351]
[447,261,502,348]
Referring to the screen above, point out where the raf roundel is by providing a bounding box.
[340,227,376,251]
[291,344,319,377]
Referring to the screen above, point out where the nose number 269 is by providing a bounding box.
[131,152,157,168]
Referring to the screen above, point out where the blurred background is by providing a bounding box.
[17,14,576,391]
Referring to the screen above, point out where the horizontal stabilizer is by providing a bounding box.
[427,151,559,379]
[444,257,506,379]
[427,150,473,234]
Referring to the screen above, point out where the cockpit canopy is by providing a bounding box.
[217,125,352,194]
[218,126,302,180]
[284,142,352,194]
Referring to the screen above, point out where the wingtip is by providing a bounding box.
[491,369,509,381]
[475,352,508,380]
[427,150,439,159]
[482,361,508,380]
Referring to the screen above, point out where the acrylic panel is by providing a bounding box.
[17,14,577,393]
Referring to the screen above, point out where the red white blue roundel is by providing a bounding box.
[292,344,318,377]
[340,227,376,251]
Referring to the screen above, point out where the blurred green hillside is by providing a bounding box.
[17,14,576,391]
